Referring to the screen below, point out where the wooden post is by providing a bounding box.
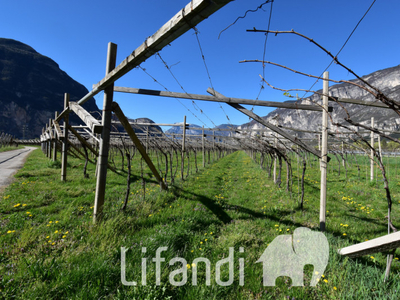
[370,117,374,181]
[61,93,69,181]
[53,112,58,161]
[93,42,117,223]
[320,71,329,232]
[202,126,205,168]
[213,130,215,161]
[181,116,186,180]
[48,118,53,160]
[273,135,277,183]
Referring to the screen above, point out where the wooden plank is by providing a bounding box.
[77,0,234,106]
[114,86,324,111]
[339,231,400,258]
[111,101,168,190]
[69,102,102,134]
[331,97,395,109]
[207,88,324,159]
[53,120,64,138]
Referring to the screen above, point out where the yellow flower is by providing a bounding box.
[7,230,12,234]
[54,230,59,234]
[191,263,196,268]
[55,221,59,223]
[49,221,52,224]
[46,236,50,239]
[205,239,208,241]
[65,231,69,234]
[22,204,27,207]
[186,264,191,269]
[26,212,30,214]
[210,232,213,235]
[323,279,328,283]
[14,203,21,208]
[52,242,55,245]
[275,224,279,227]
[370,256,375,259]
[62,235,66,238]
[343,233,347,236]
[200,241,203,244]
[333,286,337,290]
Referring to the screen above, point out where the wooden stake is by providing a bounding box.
[93,42,117,223]
[202,126,205,168]
[181,116,186,180]
[53,112,58,161]
[61,93,69,181]
[371,117,374,181]
[320,71,329,232]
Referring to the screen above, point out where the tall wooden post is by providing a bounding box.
[53,112,58,161]
[273,135,277,183]
[213,130,215,161]
[342,141,345,167]
[93,42,117,223]
[48,119,53,159]
[370,117,374,181]
[181,116,186,180]
[202,126,205,168]
[61,93,69,181]
[320,71,329,232]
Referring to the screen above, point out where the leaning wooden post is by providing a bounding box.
[202,126,205,168]
[61,93,70,181]
[181,115,186,180]
[370,117,374,181]
[320,71,329,232]
[53,112,58,161]
[93,42,117,223]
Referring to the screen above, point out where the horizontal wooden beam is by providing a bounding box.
[77,0,234,106]
[114,86,324,111]
[338,231,400,258]
[330,97,396,109]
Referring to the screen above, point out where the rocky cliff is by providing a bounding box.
[238,64,400,137]
[0,38,100,138]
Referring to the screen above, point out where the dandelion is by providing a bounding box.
[49,221,53,224]
[186,264,191,269]
[323,279,328,283]
[46,236,50,239]
[275,224,279,227]
[343,233,347,236]
[55,221,59,223]
[7,230,12,234]
[22,204,27,207]
[65,231,69,234]
[54,230,59,234]
[200,241,203,244]
[205,239,208,241]
[370,256,375,259]
[333,287,337,290]
[52,242,55,245]
[13,203,21,208]
[26,212,30,214]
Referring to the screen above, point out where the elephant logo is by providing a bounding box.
[256,227,329,286]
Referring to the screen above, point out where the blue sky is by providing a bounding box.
[2,0,399,128]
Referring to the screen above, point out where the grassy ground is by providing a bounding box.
[0,145,25,153]
[1,149,400,299]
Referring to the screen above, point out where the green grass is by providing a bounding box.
[0,145,25,152]
[1,149,400,299]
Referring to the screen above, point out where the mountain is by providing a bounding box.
[165,123,238,137]
[0,38,100,139]
[237,64,400,138]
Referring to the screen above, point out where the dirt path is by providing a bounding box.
[0,146,37,191]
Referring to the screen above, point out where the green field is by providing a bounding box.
[1,148,400,299]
